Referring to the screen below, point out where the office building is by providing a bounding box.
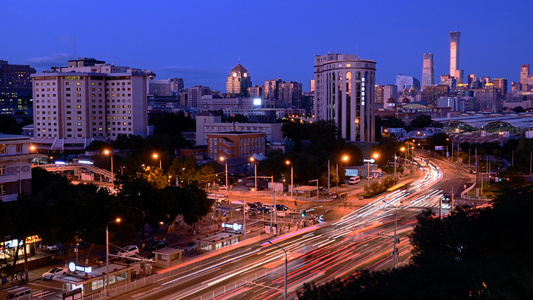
[207,132,266,160]
[375,85,384,105]
[384,85,399,109]
[314,53,376,142]
[170,78,184,94]
[492,78,508,96]
[0,60,36,115]
[31,58,148,150]
[226,63,251,96]
[422,85,449,106]
[450,31,461,78]
[264,79,303,108]
[187,86,211,108]
[248,85,264,98]
[422,53,435,88]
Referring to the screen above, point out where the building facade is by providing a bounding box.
[0,60,36,115]
[450,31,461,79]
[207,132,265,160]
[0,134,34,202]
[492,78,508,96]
[422,53,435,88]
[226,64,251,96]
[31,58,148,150]
[314,53,376,142]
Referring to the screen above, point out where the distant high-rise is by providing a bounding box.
[422,53,434,88]
[0,60,36,115]
[226,63,251,96]
[520,64,530,86]
[314,53,376,142]
[492,78,508,96]
[449,31,461,78]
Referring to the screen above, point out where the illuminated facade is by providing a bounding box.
[314,53,376,142]
[31,58,148,150]
[0,60,36,115]
[422,53,435,88]
[226,63,251,96]
[450,31,461,82]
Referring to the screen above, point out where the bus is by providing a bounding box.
[208,193,229,204]
[386,183,409,193]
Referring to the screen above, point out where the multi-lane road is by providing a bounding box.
[2,154,474,299]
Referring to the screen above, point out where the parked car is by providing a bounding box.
[117,245,140,257]
[348,176,361,185]
[43,244,58,253]
[147,240,168,251]
[276,204,289,211]
[254,201,263,207]
[247,208,259,216]
[257,207,271,213]
[246,202,258,209]
[42,267,67,280]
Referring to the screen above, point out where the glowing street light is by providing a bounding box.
[104,149,114,182]
[106,218,121,296]
[220,156,228,189]
[250,157,257,191]
[285,160,293,199]
[153,153,161,169]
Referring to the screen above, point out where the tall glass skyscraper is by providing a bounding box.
[422,53,434,88]
[449,32,461,80]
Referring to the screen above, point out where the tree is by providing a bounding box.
[410,115,432,128]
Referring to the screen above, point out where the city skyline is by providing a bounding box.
[1,0,531,92]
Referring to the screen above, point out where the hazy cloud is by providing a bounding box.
[25,53,72,68]
[156,66,225,79]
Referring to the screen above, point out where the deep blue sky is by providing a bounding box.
[2,0,531,92]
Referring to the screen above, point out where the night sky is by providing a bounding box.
[2,0,531,91]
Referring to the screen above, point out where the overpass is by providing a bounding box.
[34,163,115,188]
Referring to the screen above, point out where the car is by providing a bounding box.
[219,185,228,191]
[43,244,58,253]
[42,267,67,280]
[276,204,289,211]
[254,201,263,207]
[348,176,361,185]
[147,240,168,251]
[246,202,258,209]
[257,207,271,213]
[117,245,140,257]
[247,208,259,216]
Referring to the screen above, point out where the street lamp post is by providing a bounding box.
[336,155,349,195]
[395,147,405,179]
[381,200,398,269]
[286,160,293,199]
[220,157,228,189]
[153,153,161,169]
[104,149,114,182]
[250,157,257,191]
[106,218,121,296]
[267,241,287,300]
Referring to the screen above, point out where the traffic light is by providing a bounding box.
[301,210,306,217]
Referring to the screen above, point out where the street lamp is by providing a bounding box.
[153,153,161,169]
[106,218,121,296]
[267,241,287,300]
[104,149,114,182]
[381,200,398,269]
[336,155,349,195]
[395,147,405,179]
[285,160,293,199]
[250,157,257,191]
[219,156,228,190]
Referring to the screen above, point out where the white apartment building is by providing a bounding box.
[314,53,377,142]
[31,60,148,150]
[0,134,34,202]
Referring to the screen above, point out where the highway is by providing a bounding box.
[116,155,464,299]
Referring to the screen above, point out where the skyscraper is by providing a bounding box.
[314,53,376,142]
[226,63,251,96]
[450,31,461,79]
[422,53,434,88]
[0,60,36,115]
